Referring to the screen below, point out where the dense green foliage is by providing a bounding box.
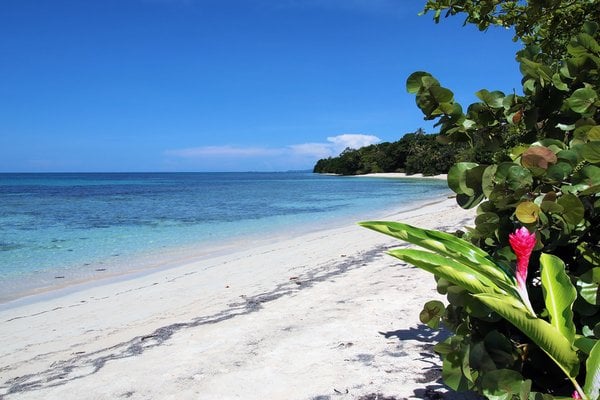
[313,130,466,175]
[362,0,600,398]
[421,0,600,58]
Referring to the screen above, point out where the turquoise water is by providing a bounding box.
[0,172,449,302]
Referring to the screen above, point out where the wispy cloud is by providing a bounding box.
[164,134,381,170]
[165,145,283,158]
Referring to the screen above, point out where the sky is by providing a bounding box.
[1,0,524,172]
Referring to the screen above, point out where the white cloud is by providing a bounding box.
[165,145,283,158]
[164,134,381,170]
[326,134,381,154]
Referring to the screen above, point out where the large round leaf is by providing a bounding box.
[481,369,529,400]
[448,162,479,195]
[457,192,485,209]
[476,212,500,235]
[482,165,497,197]
[546,162,573,182]
[521,146,557,170]
[567,87,598,114]
[557,149,579,166]
[582,142,600,163]
[516,201,540,224]
[475,89,505,109]
[420,300,445,329]
[406,71,434,94]
[557,193,585,225]
[507,166,533,190]
[587,125,600,141]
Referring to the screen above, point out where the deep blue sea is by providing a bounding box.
[0,172,449,302]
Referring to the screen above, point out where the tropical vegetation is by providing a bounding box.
[313,129,467,175]
[361,0,600,398]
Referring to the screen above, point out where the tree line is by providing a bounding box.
[313,129,469,175]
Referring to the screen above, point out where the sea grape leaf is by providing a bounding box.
[448,162,479,196]
[442,339,472,391]
[577,281,600,306]
[567,88,597,114]
[482,165,497,197]
[420,300,445,329]
[521,146,557,170]
[588,126,600,141]
[406,71,434,93]
[507,166,533,190]
[556,194,584,225]
[481,369,527,400]
[457,193,485,209]
[516,202,540,224]
[476,89,505,108]
[582,142,600,163]
[484,330,517,368]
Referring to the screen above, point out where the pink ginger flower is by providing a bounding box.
[572,390,582,399]
[509,227,537,314]
[509,227,537,290]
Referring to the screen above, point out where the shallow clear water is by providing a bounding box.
[0,172,449,301]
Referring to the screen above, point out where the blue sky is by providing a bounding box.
[1,0,523,172]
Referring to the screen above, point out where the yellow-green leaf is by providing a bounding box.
[539,253,577,343]
[474,293,580,379]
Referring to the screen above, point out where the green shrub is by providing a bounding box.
[362,1,600,398]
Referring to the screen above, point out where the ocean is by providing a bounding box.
[0,172,450,303]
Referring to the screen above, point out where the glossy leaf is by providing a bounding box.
[521,146,558,170]
[567,88,597,114]
[539,254,577,343]
[582,142,600,163]
[583,340,600,400]
[557,194,585,225]
[516,202,540,224]
[481,369,528,400]
[448,162,479,196]
[420,300,445,329]
[387,248,500,296]
[474,293,580,379]
[359,221,516,290]
[406,71,434,93]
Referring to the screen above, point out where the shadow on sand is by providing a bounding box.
[379,325,483,400]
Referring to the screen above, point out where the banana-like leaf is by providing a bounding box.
[474,293,580,379]
[584,340,600,400]
[361,221,516,292]
[539,253,577,343]
[388,248,503,296]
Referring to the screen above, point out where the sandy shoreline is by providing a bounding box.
[318,172,448,181]
[353,173,448,181]
[0,197,474,400]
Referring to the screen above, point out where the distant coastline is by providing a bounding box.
[318,171,448,181]
[353,172,448,180]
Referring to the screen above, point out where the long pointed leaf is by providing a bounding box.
[361,221,516,292]
[539,253,577,343]
[388,248,504,295]
[474,293,580,379]
[584,340,600,400]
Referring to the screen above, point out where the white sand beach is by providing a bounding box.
[353,173,448,181]
[0,198,475,400]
